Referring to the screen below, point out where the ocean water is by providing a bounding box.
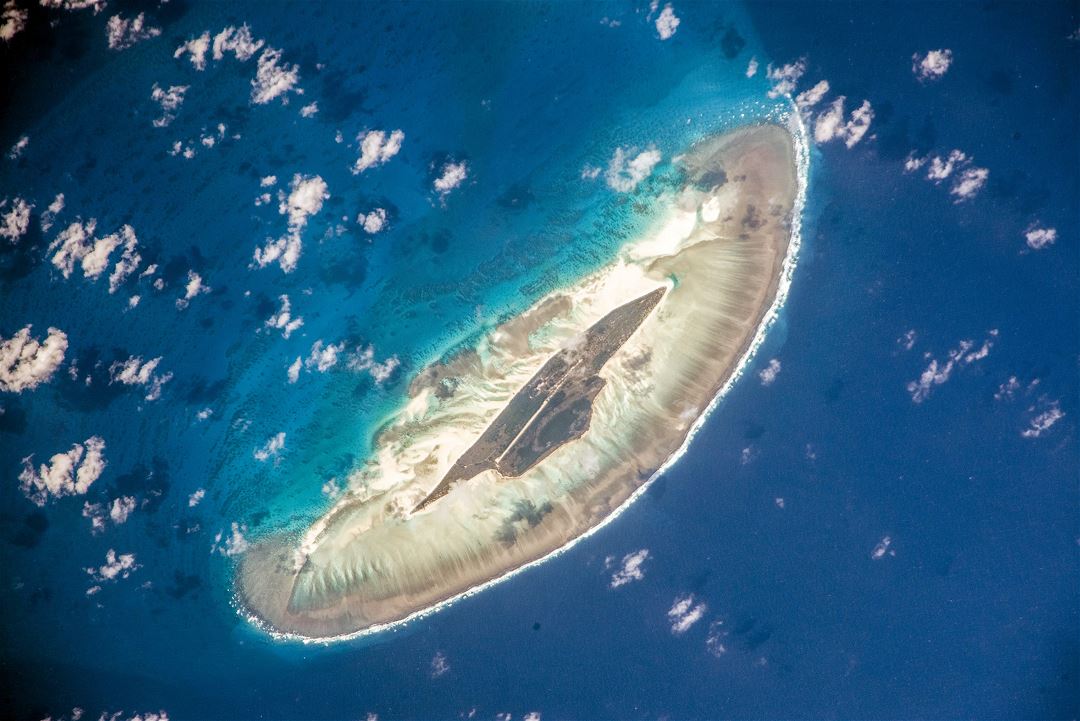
[1,1,1077,719]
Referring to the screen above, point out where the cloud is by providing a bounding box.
[108,355,173,401]
[1,0,27,42]
[1024,224,1057,250]
[1021,399,1064,439]
[813,97,873,148]
[433,160,469,199]
[174,31,210,70]
[523,714,541,721]
[253,432,285,462]
[175,270,210,310]
[357,208,388,234]
[0,196,32,242]
[950,167,989,202]
[86,549,139,584]
[898,329,917,351]
[605,146,661,193]
[7,133,28,159]
[212,521,249,556]
[48,220,140,284]
[287,356,302,383]
[758,358,781,386]
[766,58,806,98]
[906,330,997,403]
[254,174,328,272]
[871,535,893,559]
[188,488,206,507]
[39,0,106,12]
[213,24,263,62]
[264,295,304,338]
[668,594,707,634]
[904,149,989,202]
[745,56,758,78]
[706,619,730,656]
[580,164,602,180]
[150,83,188,127]
[107,225,141,293]
[306,340,344,372]
[655,4,680,40]
[106,12,160,50]
[40,192,65,231]
[794,79,829,110]
[299,101,318,118]
[250,47,302,105]
[912,49,953,82]
[0,325,68,393]
[19,437,106,506]
[82,495,135,533]
[346,344,400,384]
[609,549,649,588]
[431,651,450,678]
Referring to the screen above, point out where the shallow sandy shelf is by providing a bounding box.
[238,122,801,640]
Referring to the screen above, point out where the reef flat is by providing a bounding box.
[239,122,801,640]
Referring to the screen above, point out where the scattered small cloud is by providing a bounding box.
[1024,223,1056,251]
[188,488,206,507]
[766,58,806,98]
[212,522,249,556]
[19,436,106,506]
[106,12,160,50]
[1,0,28,43]
[609,548,650,588]
[0,196,32,242]
[253,431,286,462]
[912,49,953,82]
[174,31,210,70]
[654,3,680,40]
[1022,398,1064,439]
[668,594,707,634]
[82,495,135,533]
[250,47,303,105]
[433,160,469,200]
[175,270,210,310]
[813,97,873,148]
[906,330,997,403]
[150,83,188,127]
[357,208,388,234]
[431,651,450,678]
[0,324,68,393]
[353,129,404,174]
[705,618,730,656]
[214,24,263,62]
[264,295,304,338]
[7,133,28,159]
[346,344,400,384]
[605,146,661,193]
[86,549,139,587]
[794,79,829,110]
[254,173,329,273]
[897,329,917,351]
[745,56,758,78]
[109,355,173,401]
[758,358,781,386]
[299,101,319,118]
[904,149,989,202]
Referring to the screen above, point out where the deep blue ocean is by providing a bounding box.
[1,1,1077,719]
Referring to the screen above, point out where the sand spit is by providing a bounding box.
[239,122,802,640]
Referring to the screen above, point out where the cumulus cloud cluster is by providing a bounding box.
[654,3,680,40]
[604,146,661,193]
[758,358,782,386]
[7,133,29,159]
[1,0,27,43]
[150,83,188,127]
[19,436,106,506]
[668,594,707,634]
[82,495,135,533]
[253,432,285,462]
[175,270,210,310]
[85,549,139,589]
[912,49,953,82]
[175,24,265,71]
[433,160,469,200]
[1021,399,1064,439]
[106,12,160,50]
[353,129,404,174]
[108,355,173,401]
[1024,224,1057,250]
[1,196,31,242]
[608,549,650,588]
[904,149,989,202]
[264,294,304,338]
[40,0,106,12]
[813,97,874,148]
[251,47,303,105]
[212,522,250,556]
[1,324,68,393]
[254,173,329,273]
[346,344,400,384]
[766,58,806,98]
[906,330,997,403]
[357,208,388,234]
[41,193,65,232]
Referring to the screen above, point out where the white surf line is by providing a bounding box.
[236,104,812,645]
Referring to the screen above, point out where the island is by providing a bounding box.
[238,122,803,640]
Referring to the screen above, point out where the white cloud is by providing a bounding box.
[766,58,806,98]
[253,432,285,462]
[41,192,65,231]
[431,651,450,678]
[912,49,953,82]
[357,208,387,234]
[79,230,122,280]
[108,355,173,401]
[758,358,781,386]
[1022,399,1064,439]
[706,619,730,656]
[609,549,649,588]
[1024,224,1057,250]
[905,148,989,202]
[250,47,302,105]
[994,375,1021,401]
[352,129,405,174]
[106,12,160,51]
[580,164,602,181]
[795,79,829,110]
[19,436,106,506]
[175,270,210,310]
[906,330,997,403]
[85,495,135,531]
[667,594,707,634]
[604,146,661,193]
[306,340,344,372]
[950,167,989,202]
[655,3,680,40]
[49,221,139,284]
[174,31,210,70]
[150,83,188,127]
[347,344,399,384]
[188,488,206,507]
[898,329,917,351]
[109,495,135,524]
[434,160,469,199]
[86,549,139,583]
[0,325,68,393]
[107,225,141,293]
[523,714,541,721]
[1,0,27,43]
[7,133,28,159]
[40,0,106,12]
[260,175,277,187]
[871,535,893,559]
[212,521,249,556]
[0,196,31,242]
[254,174,328,272]
[213,24,263,62]
[254,233,302,272]
[813,97,873,148]
[264,294,304,338]
[299,101,319,118]
[286,356,302,383]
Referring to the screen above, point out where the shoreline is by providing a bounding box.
[236,109,811,644]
